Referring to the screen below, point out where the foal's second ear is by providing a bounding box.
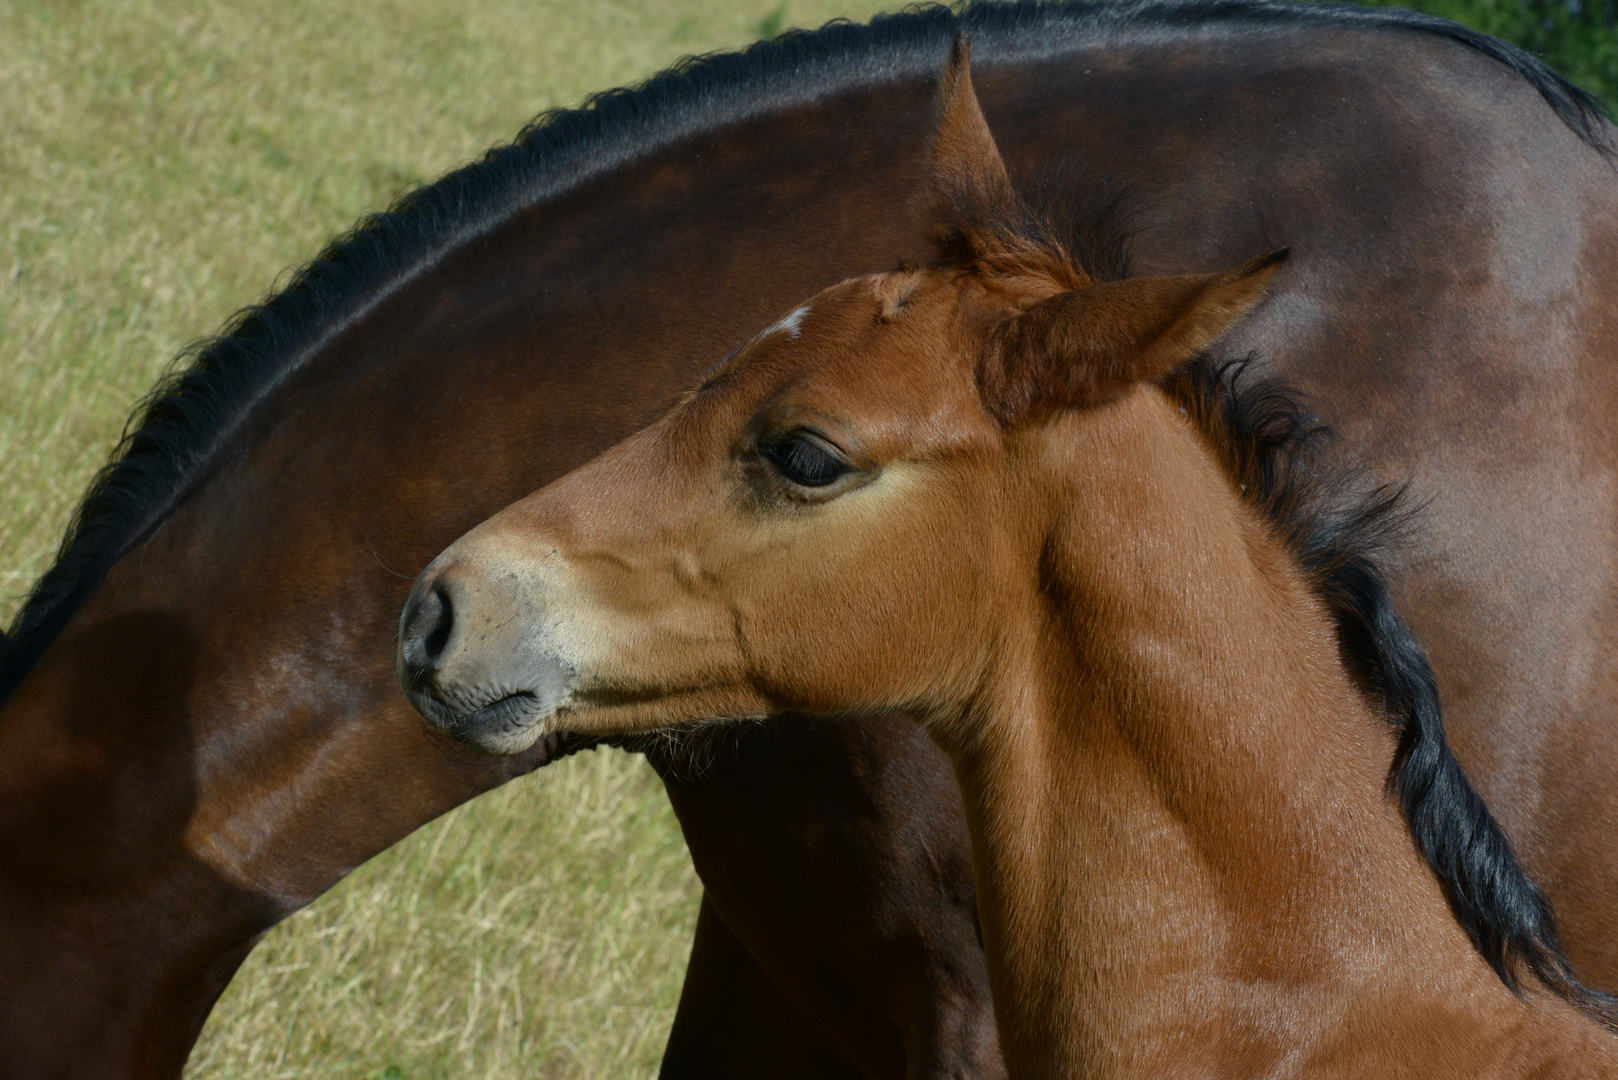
[982,250,1288,422]
[927,36,1016,259]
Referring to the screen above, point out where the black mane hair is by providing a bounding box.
[2,0,1610,704]
[1167,355,1618,1025]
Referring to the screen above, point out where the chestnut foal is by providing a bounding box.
[399,46,1618,1077]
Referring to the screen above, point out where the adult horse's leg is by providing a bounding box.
[649,717,1002,1080]
[661,897,865,1080]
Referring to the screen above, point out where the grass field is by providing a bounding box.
[1,0,1610,1076]
[0,2,871,1077]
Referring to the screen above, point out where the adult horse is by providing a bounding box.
[0,1,1613,1077]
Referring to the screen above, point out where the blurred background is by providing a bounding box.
[1409,0,1613,99]
[0,1,1610,1077]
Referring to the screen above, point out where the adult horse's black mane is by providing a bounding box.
[1,0,1609,705]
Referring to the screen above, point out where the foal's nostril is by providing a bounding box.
[401,580,457,676]
[423,585,454,661]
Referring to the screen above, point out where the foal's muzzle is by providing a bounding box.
[397,561,571,754]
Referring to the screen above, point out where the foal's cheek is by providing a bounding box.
[692,468,973,706]
[571,570,743,692]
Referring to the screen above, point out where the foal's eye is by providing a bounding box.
[760,431,852,487]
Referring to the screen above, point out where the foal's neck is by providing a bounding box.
[942,388,1608,1079]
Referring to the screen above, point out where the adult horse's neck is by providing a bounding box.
[942,387,1612,1078]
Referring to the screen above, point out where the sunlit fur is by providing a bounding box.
[402,42,1618,1078]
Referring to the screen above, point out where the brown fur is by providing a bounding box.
[404,45,1618,1077]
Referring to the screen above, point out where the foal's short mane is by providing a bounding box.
[2,1,1608,701]
[1167,357,1618,1024]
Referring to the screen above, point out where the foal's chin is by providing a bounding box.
[405,681,564,755]
[457,694,555,755]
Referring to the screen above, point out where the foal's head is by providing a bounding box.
[397,41,1282,753]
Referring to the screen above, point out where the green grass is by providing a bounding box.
[1,0,1610,1075]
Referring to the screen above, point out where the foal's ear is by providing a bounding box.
[981,250,1288,422]
[927,37,1016,261]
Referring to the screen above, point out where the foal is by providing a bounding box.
[399,44,1618,1077]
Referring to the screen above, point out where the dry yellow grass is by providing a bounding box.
[0,0,874,1075]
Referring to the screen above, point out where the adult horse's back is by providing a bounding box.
[0,2,1614,1076]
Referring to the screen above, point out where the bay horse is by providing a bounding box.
[401,42,1618,1075]
[2,2,1615,1076]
